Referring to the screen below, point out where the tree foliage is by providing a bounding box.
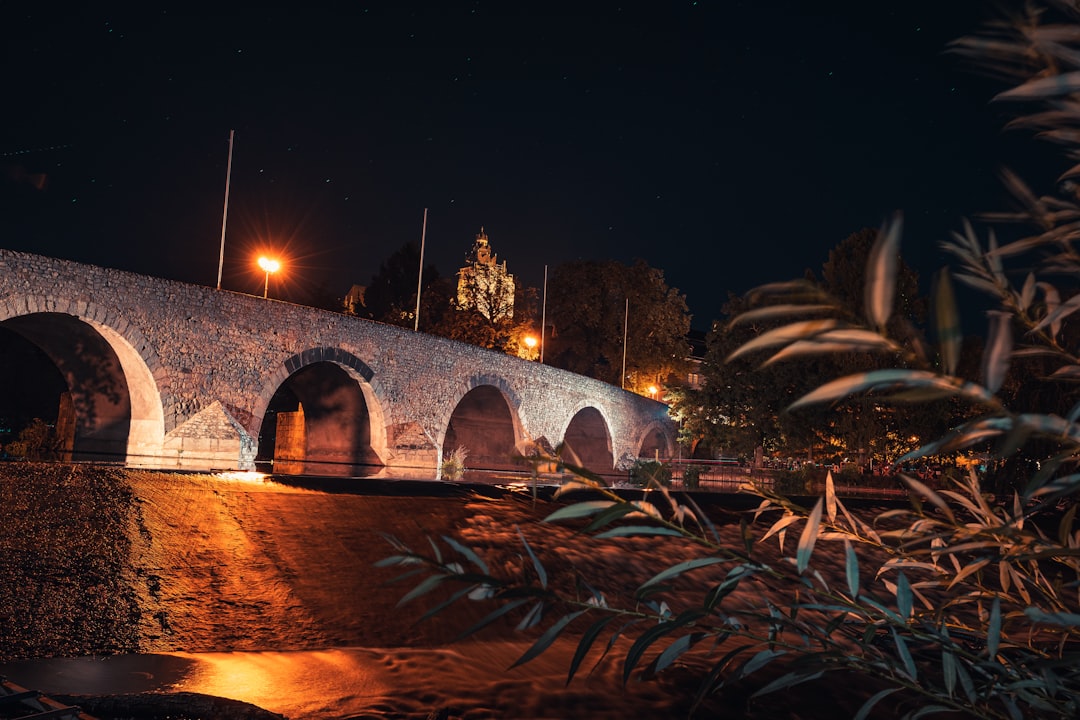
[380,5,1080,718]
[361,242,441,327]
[673,228,956,466]
[544,259,691,392]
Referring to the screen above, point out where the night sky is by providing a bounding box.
[3,2,1035,331]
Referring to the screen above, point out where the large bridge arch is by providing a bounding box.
[254,348,389,476]
[560,404,615,475]
[0,302,165,464]
[440,374,527,476]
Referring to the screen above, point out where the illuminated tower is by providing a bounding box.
[457,227,515,322]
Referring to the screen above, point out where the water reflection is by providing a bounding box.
[0,649,392,720]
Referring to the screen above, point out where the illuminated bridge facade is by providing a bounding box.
[0,249,675,478]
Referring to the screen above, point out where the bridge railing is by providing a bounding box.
[660,458,776,493]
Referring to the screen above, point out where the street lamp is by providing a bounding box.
[257,256,280,299]
[522,334,538,360]
[648,385,658,400]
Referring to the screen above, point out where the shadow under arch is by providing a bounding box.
[561,405,615,477]
[441,376,525,477]
[256,348,387,477]
[636,421,674,462]
[0,312,164,463]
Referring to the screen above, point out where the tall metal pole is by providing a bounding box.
[217,130,234,290]
[621,297,629,389]
[414,208,427,332]
[540,264,547,364]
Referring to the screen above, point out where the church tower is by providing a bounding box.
[457,227,515,321]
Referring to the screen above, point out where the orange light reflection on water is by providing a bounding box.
[167,650,389,718]
[213,471,271,484]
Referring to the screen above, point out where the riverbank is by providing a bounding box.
[0,462,904,719]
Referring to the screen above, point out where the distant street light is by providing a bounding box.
[257,256,281,299]
[648,385,658,399]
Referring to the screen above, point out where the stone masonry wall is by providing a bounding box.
[0,248,675,472]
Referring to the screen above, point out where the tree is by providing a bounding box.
[675,228,942,466]
[544,259,691,391]
[362,242,440,327]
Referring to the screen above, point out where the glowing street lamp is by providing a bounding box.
[257,256,281,299]
[521,334,538,361]
[648,385,658,400]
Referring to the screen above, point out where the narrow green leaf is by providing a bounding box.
[899,475,956,523]
[516,525,547,589]
[1039,281,1062,337]
[594,526,685,539]
[727,303,836,327]
[854,688,900,720]
[567,615,619,685]
[788,369,994,411]
[737,649,785,679]
[398,573,446,606]
[987,596,1001,659]
[441,535,489,574]
[796,498,823,574]
[455,597,532,641]
[726,319,840,362]
[1019,271,1035,311]
[544,501,618,523]
[825,471,837,523]
[515,600,545,631]
[982,311,1013,394]
[942,647,957,698]
[996,70,1080,100]
[865,212,901,329]
[623,620,682,684]
[653,632,707,675]
[419,585,475,622]
[892,628,917,680]
[509,610,587,670]
[751,670,825,698]
[896,571,913,621]
[640,557,725,591]
[1031,291,1080,334]
[908,706,960,719]
[1024,607,1080,626]
[933,268,961,377]
[844,539,860,598]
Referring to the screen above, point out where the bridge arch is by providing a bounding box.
[0,298,165,464]
[254,347,388,476]
[635,420,675,461]
[559,403,615,475]
[440,374,526,476]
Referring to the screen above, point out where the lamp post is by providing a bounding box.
[257,256,280,299]
[523,334,538,361]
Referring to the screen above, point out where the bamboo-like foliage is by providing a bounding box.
[379,6,1080,718]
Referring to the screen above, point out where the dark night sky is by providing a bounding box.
[2,1,1041,331]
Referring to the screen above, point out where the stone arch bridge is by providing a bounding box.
[0,249,675,479]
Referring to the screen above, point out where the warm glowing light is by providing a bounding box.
[215,471,271,484]
[648,385,658,398]
[257,255,282,298]
[523,335,537,349]
[257,256,281,274]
